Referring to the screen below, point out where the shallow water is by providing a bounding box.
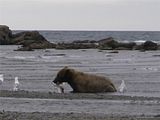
[0,45,160,97]
[0,45,160,117]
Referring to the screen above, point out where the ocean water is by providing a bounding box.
[1,46,160,98]
[13,31,160,43]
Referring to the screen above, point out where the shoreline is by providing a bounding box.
[0,111,160,120]
[0,90,160,120]
[1,90,160,101]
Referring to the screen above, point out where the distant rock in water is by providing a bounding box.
[0,25,12,45]
[0,25,56,51]
[135,41,158,51]
[1,25,159,51]
[98,37,136,50]
[55,39,98,49]
[98,37,118,50]
[12,31,56,50]
[56,42,98,49]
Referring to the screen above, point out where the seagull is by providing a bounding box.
[0,74,4,85]
[57,85,64,93]
[118,80,127,93]
[13,77,20,91]
[53,83,64,93]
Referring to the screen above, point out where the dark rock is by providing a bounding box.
[12,31,46,44]
[143,41,158,50]
[152,55,160,57]
[115,42,136,50]
[0,25,12,45]
[158,44,160,50]
[56,37,136,50]
[98,37,118,50]
[55,42,98,49]
[12,31,56,50]
[0,25,56,51]
[98,37,136,50]
[135,41,158,51]
[154,114,160,117]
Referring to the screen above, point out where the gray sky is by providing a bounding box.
[0,0,160,30]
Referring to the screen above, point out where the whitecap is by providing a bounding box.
[134,40,159,45]
[113,58,133,63]
[134,40,146,45]
[118,40,130,43]
[39,55,63,59]
[5,56,36,60]
[37,55,64,62]
[69,55,81,58]
[12,56,26,59]
[142,67,159,71]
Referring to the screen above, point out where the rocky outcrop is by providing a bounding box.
[158,45,160,50]
[12,31,56,50]
[0,25,12,45]
[56,42,98,49]
[98,37,136,50]
[115,42,137,50]
[135,41,158,51]
[0,25,56,51]
[1,25,159,51]
[98,37,118,50]
[98,38,158,51]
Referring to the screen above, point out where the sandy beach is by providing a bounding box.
[0,45,160,120]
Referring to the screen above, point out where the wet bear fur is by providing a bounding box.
[53,67,117,93]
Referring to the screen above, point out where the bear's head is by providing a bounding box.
[53,67,74,85]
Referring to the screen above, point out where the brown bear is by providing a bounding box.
[53,67,117,93]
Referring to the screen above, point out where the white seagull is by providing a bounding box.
[118,80,127,93]
[0,74,4,85]
[13,77,20,91]
[53,83,64,93]
[57,85,64,93]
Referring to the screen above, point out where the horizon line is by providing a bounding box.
[12,29,160,32]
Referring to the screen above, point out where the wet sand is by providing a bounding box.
[1,111,160,120]
[1,90,160,119]
[0,45,160,119]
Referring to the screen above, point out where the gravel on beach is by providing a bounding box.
[0,111,160,120]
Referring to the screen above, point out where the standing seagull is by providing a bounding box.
[0,74,4,85]
[13,77,20,91]
[118,80,127,93]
